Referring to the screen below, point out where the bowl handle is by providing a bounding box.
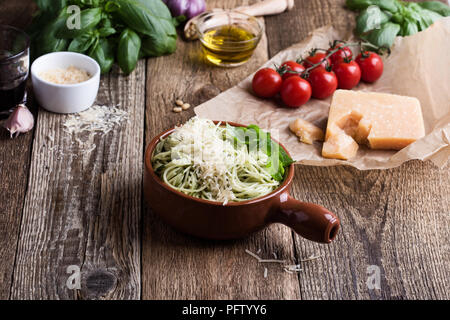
[270,193,340,243]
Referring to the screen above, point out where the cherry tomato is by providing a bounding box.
[355,51,384,83]
[280,76,312,108]
[333,60,361,90]
[280,60,305,80]
[307,68,338,99]
[252,68,283,98]
[327,43,353,66]
[302,52,331,70]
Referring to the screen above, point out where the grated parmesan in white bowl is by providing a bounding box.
[38,66,91,85]
[31,51,100,113]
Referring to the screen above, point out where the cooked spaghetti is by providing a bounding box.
[151,117,292,204]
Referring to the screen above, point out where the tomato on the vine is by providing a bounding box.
[302,52,330,70]
[280,60,305,80]
[307,68,338,99]
[280,76,312,108]
[333,60,361,90]
[252,68,282,98]
[327,43,353,67]
[355,51,384,83]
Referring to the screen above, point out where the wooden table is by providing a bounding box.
[0,0,448,300]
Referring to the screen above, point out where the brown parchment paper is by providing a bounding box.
[195,17,450,170]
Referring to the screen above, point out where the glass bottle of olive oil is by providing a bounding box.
[200,25,258,67]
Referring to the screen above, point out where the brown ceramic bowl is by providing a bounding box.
[144,121,340,243]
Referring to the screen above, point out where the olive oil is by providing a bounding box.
[200,25,258,67]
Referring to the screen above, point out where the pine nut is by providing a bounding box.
[181,103,191,110]
[173,107,182,113]
[175,99,184,106]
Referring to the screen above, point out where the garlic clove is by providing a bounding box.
[3,104,34,138]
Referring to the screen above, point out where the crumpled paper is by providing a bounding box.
[195,17,450,170]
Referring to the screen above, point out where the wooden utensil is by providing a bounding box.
[184,0,294,40]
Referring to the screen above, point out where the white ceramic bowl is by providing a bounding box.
[31,52,100,113]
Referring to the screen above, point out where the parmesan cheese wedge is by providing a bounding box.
[322,90,425,160]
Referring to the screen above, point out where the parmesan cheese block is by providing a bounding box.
[322,90,425,160]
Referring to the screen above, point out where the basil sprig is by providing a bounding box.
[226,124,295,182]
[346,0,450,48]
[29,0,180,74]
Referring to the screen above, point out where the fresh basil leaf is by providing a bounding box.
[140,34,177,57]
[400,17,419,36]
[366,22,400,48]
[245,125,261,153]
[100,15,114,28]
[418,1,450,17]
[68,32,96,53]
[419,8,443,28]
[346,0,399,13]
[391,12,404,24]
[98,27,116,37]
[117,28,141,74]
[36,0,67,17]
[402,3,423,23]
[265,160,285,182]
[79,0,103,6]
[31,9,69,59]
[89,38,115,74]
[105,0,121,13]
[55,7,103,39]
[115,0,177,56]
[278,144,295,167]
[225,123,293,182]
[356,5,391,34]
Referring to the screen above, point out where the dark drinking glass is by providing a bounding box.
[0,25,30,114]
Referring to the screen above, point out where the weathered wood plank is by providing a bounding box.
[10,62,145,299]
[142,0,301,299]
[0,0,36,299]
[264,0,449,299]
[0,110,35,300]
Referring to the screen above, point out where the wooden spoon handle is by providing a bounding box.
[235,0,294,17]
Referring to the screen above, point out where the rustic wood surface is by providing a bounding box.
[0,0,448,300]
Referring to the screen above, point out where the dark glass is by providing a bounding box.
[0,25,30,114]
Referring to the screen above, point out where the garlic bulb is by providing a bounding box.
[3,104,34,138]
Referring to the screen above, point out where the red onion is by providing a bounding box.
[163,0,206,20]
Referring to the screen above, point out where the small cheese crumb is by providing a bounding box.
[289,118,324,144]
